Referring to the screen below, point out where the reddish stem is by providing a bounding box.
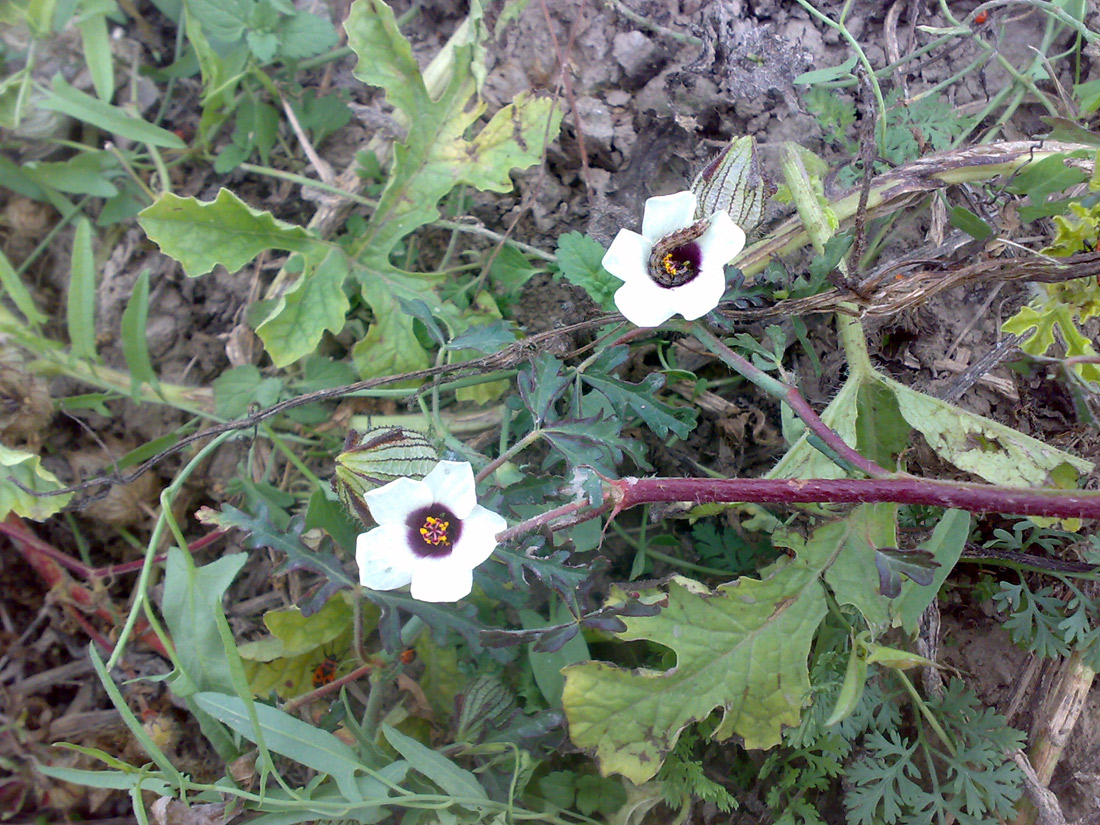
[4,514,170,657]
[613,476,1100,520]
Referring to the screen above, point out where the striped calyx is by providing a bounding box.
[334,427,439,524]
[690,135,767,232]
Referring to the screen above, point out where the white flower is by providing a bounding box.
[356,461,506,602]
[602,191,747,327]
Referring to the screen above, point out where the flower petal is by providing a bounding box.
[421,461,477,518]
[356,523,416,590]
[364,476,431,525]
[698,211,747,266]
[602,230,651,285]
[410,560,475,602]
[449,505,506,567]
[661,262,727,321]
[613,277,679,327]
[641,191,697,241]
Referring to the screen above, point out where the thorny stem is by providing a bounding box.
[611,476,1100,521]
[691,324,891,478]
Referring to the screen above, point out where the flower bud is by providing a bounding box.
[334,427,438,524]
[691,135,768,232]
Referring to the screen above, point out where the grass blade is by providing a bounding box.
[0,248,46,325]
[68,217,98,360]
[121,268,159,399]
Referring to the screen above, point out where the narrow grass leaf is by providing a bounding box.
[37,765,171,794]
[382,724,487,801]
[195,692,368,802]
[89,645,185,787]
[948,206,993,241]
[121,269,159,400]
[0,248,46,324]
[78,11,115,101]
[68,217,98,361]
[41,76,184,148]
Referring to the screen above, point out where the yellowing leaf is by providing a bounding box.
[562,567,826,783]
[886,376,1093,486]
[0,444,72,520]
[256,249,351,367]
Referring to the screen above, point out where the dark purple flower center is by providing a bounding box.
[647,219,709,288]
[406,504,462,558]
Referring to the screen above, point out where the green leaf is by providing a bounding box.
[489,244,537,298]
[825,641,869,727]
[162,547,247,697]
[581,348,696,439]
[198,505,354,614]
[948,206,994,241]
[212,365,284,418]
[196,692,371,801]
[40,76,185,148]
[36,765,170,794]
[1074,79,1100,114]
[768,376,861,481]
[138,188,317,277]
[0,248,46,324]
[78,9,114,101]
[292,89,352,145]
[0,444,73,520]
[187,0,250,42]
[25,151,119,197]
[68,217,97,361]
[256,249,350,367]
[562,568,827,782]
[382,725,487,801]
[521,606,590,706]
[793,55,859,85]
[809,504,899,633]
[518,353,569,423]
[246,29,279,61]
[120,269,159,401]
[88,645,186,788]
[447,320,517,353]
[541,416,648,475]
[807,232,853,281]
[352,267,439,380]
[344,0,561,380]
[277,11,339,59]
[556,231,618,309]
[1006,154,1089,204]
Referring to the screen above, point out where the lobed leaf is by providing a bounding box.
[562,568,827,783]
[256,249,351,367]
[138,188,317,277]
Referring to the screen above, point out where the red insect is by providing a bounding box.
[974,10,988,24]
[399,648,416,665]
[311,652,340,688]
